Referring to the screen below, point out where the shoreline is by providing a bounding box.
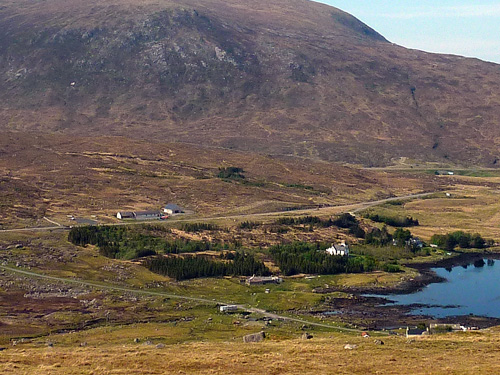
[343,250,500,296]
[311,250,500,330]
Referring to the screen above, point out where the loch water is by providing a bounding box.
[372,258,500,318]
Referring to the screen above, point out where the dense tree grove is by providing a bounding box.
[332,213,365,238]
[364,226,392,246]
[430,231,487,251]
[269,242,375,276]
[393,228,412,244]
[364,213,419,227]
[146,252,270,280]
[68,226,241,260]
[68,226,128,258]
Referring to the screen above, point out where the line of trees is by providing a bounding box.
[145,252,270,281]
[239,221,261,230]
[364,213,419,227]
[274,216,334,227]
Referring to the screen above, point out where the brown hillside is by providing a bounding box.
[1,0,500,166]
[0,131,443,228]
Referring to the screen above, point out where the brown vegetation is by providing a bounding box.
[0,0,500,166]
[2,329,500,374]
[0,131,443,228]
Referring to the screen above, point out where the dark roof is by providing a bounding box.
[134,210,160,216]
[164,203,183,211]
[407,328,426,335]
[118,211,134,217]
[333,244,348,252]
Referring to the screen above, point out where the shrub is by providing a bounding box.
[180,222,221,232]
[365,226,392,246]
[239,221,261,230]
[364,213,419,227]
[383,263,401,273]
[217,167,245,179]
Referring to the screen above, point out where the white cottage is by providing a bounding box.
[326,242,349,256]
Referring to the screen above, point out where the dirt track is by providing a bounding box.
[0,265,370,334]
[0,191,438,233]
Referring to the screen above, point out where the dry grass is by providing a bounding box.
[2,328,500,374]
[2,0,500,167]
[360,182,500,241]
[0,131,444,229]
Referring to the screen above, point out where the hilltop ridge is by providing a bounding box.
[1,0,499,166]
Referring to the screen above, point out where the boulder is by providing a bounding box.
[344,344,358,350]
[243,331,265,343]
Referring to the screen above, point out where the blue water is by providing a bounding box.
[372,259,500,318]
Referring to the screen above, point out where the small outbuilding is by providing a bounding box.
[429,323,464,333]
[116,211,135,220]
[246,276,283,286]
[406,326,429,338]
[163,204,184,215]
[220,305,238,313]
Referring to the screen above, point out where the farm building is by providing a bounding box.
[164,204,184,215]
[220,305,238,313]
[116,211,135,220]
[429,323,464,333]
[116,210,161,220]
[134,210,161,220]
[406,327,429,338]
[246,276,283,286]
[326,242,349,256]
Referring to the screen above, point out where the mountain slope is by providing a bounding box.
[1,0,499,166]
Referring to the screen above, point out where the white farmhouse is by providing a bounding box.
[326,241,349,256]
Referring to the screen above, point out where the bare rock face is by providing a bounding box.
[243,331,265,343]
[301,333,313,340]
